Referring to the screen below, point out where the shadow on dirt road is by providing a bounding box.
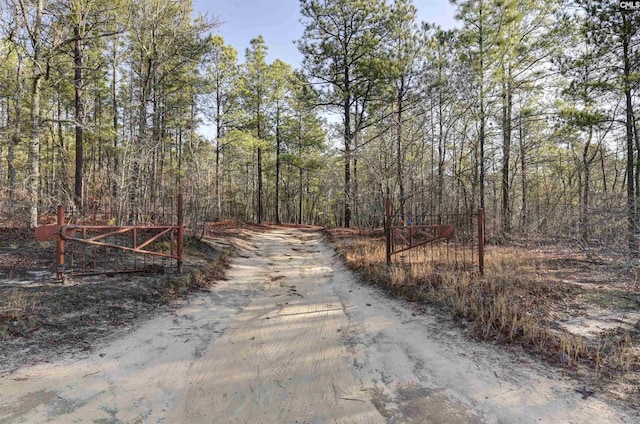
[0,228,636,423]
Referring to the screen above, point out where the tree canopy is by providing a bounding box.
[0,0,638,255]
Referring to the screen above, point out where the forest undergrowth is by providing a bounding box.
[326,229,640,407]
[0,225,241,374]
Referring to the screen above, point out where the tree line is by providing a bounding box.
[0,0,638,254]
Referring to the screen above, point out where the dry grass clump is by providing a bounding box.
[589,330,640,388]
[161,239,233,300]
[337,238,390,284]
[0,290,39,340]
[332,235,639,391]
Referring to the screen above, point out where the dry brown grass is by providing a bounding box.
[0,290,39,340]
[0,289,37,319]
[330,234,640,400]
[160,237,234,300]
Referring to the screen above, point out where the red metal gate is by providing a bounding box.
[384,199,485,275]
[36,195,184,281]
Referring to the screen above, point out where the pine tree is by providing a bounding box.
[203,35,239,219]
[241,35,271,223]
[297,0,391,227]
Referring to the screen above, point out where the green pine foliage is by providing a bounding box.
[0,0,637,256]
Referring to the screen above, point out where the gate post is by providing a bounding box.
[385,198,391,266]
[177,194,184,274]
[478,208,485,275]
[56,205,65,282]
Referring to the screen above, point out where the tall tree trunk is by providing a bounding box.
[256,148,262,223]
[257,117,263,224]
[501,72,512,234]
[437,75,445,220]
[215,144,221,219]
[74,29,85,212]
[275,105,281,224]
[151,74,162,216]
[631,109,640,202]
[8,53,23,209]
[397,77,405,221]
[519,112,527,232]
[623,17,637,255]
[215,87,222,219]
[133,55,152,223]
[297,120,304,225]
[633,107,639,212]
[56,97,64,197]
[27,0,44,228]
[298,167,304,225]
[353,130,358,226]
[478,3,486,212]
[581,127,593,241]
[343,68,352,228]
[111,40,119,199]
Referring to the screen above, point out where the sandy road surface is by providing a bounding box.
[0,229,637,423]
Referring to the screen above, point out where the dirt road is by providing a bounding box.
[0,229,636,423]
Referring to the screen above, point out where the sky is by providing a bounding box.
[193,0,459,67]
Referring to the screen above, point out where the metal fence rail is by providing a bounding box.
[384,199,484,275]
[36,195,184,281]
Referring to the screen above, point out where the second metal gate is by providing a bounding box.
[384,198,485,275]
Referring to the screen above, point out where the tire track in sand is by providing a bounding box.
[169,229,384,423]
